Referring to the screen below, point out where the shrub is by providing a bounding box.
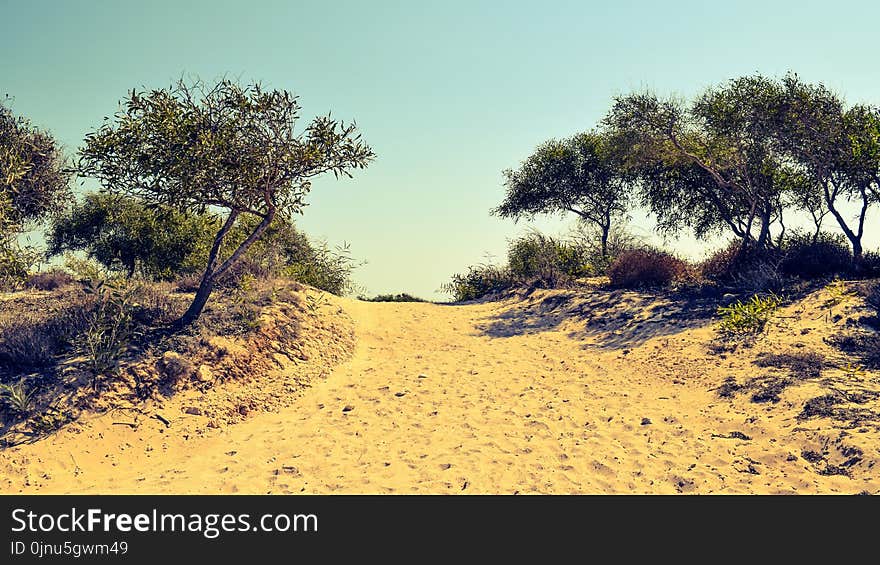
[281,240,360,296]
[442,264,514,302]
[0,293,93,368]
[78,280,138,378]
[568,223,641,275]
[607,248,690,288]
[0,380,36,417]
[858,251,880,278]
[361,293,427,302]
[206,215,360,296]
[506,230,589,287]
[26,270,73,291]
[700,243,786,292]
[780,232,852,279]
[48,193,219,280]
[0,242,39,291]
[132,283,187,326]
[717,293,782,336]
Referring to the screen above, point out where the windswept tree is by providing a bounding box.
[0,100,70,236]
[494,131,632,257]
[605,75,794,251]
[775,74,880,259]
[79,79,374,326]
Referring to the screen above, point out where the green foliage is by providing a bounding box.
[361,293,427,302]
[717,293,782,336]
[221,215,360,295]
[604,76,791,250]
[0,241,39,290]
[78,280,138,378]
[607,248,690,288]
[441,263,514,302]
[822,278,857,316]
[495,130,632,257]
[78,78,374,326]
[506,230,589,286]
[48,192,219,280]
[305,290,329,314]
[0,380,36,417]
[567,223,640,275]
[780,232,852,279]
[0,100,71,234]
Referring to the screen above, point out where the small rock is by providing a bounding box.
[640,418,652,425]
[162,351,182,365]
[184,406,202,416]
[342,405,354,413]
[418,374,428,379]
[280,465,301,476]
[196,365,214,383]
[394,391,407,397]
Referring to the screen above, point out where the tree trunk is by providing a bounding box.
[175,208,276,328]
[600,224,609,258]
[175,210,240,328]
[755,207,772,250]
[823,180,864,262]
[178,276,215,327]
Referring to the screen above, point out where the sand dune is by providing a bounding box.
[1,286,878,494]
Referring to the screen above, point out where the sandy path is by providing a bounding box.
[1,295,876,493]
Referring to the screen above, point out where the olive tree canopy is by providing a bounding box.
[79,79,374,325]
[0,100,70,236]
[494,131,632,257]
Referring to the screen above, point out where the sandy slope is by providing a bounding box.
[1,287,879,494]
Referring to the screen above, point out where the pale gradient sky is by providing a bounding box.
[3,0,880,298]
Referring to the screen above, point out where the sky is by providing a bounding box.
[3,0,880,299]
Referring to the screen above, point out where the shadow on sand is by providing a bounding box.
[473,283,817,351]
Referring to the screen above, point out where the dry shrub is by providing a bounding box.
[132,283,188,325]
[700,243,784,291]
[607,248,690,288]
[26,270,74,291]
[0,292,94,368]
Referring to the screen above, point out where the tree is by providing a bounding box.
[0,100,71,236]
[47,192,219,279]
[604,75,794,251]
[494,131,632,258]
[774,74,879,259]
[79,79,374,326]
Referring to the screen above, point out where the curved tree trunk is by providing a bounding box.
[176,208,275,328]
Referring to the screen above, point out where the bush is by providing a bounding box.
[567,223,641,275]
[78,280,138,378]
[441,264,514,302]
[607,248,690,288]
[48,193,219,280]
[700,243,784,291]
[780,232,852,279]
[0,380,36,417]
[26,270,73,291]
[207,216,360,296]
[0,292,93,368]
[361,293,427,302]
[0,242,40,291]
[717,293,782,336]
[858,250,880,278]
[506,231,587,287]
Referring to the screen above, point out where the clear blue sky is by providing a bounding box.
[3,0,880,299]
